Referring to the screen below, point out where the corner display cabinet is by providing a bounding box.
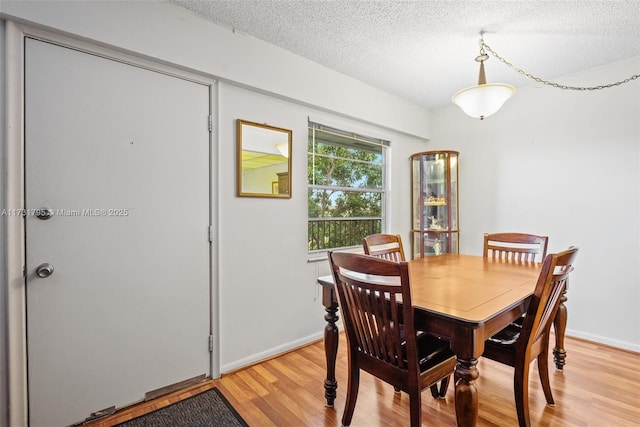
[410,151,459,258]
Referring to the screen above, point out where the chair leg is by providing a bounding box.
[341,364,360,427]
[429,375,450,398]
[514,361,532,427]
[537,351,555,405]
[408,389,422,427]
[553,289,568,370]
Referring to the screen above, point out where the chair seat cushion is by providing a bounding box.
[413,333,455,372]
[483,323,521,366]
[512,314,525,327]
[487,323,521,346]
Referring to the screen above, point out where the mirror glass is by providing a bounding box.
[237,119,292,198]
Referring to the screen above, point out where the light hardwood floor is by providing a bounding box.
[87,333,640,426]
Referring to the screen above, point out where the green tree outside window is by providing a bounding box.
[308,123,387,252]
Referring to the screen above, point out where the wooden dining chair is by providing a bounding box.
[484,232,550,329]
[328,251,456,427]
[363,233,406,262]
[482,246,579,427]
[483,232,549,262]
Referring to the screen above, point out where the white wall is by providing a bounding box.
[431,57,640,351]
[217,84,428,371]
[242,163,287,194]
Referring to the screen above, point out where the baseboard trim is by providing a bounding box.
[220,328,640,377]
[220,331,324,374]
[566,329,640,353]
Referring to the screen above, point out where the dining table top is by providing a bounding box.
[318,253,542,324]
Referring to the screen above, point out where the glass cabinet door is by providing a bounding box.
[410,151,459,258]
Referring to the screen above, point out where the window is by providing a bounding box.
[308,121,388,254]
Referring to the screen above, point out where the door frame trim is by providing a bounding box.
[1,21,219,426]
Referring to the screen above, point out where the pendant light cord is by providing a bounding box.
[480,39,639,91]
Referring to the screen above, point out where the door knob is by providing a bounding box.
[35,207,54,220]
[35,263,54,278]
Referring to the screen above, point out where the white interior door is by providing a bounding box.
[25,38,211,427]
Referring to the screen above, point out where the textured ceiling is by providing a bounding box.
[167,0,640,110]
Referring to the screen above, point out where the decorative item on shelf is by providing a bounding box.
[452,32,640,120]
[429,216,444,230]
[426,193,446,205]
[433,238,442,256]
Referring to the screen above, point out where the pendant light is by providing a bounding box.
[451,33,639,120]
[452,34,515,120]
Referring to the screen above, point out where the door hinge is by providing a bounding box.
[208,225,213,242]
[208,335,213,352]
[208,115,212,132]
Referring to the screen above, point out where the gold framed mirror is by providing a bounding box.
[237,119,292,198]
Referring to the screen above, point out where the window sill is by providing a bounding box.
[307,246,364,263]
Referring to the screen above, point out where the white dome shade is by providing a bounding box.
[452,83,515,119]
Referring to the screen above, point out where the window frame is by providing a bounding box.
[307,121,389,258]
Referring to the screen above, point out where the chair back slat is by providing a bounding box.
[363,234,406,262]
[340,274,404,366]
[329,252,414,370]
[483,232,549,262]
[520,247,579,349]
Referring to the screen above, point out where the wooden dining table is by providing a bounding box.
[317,253,545,427]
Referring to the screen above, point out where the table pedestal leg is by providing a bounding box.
[454,358,479,427]
[323,301,339,407]
[553,288,568,370]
